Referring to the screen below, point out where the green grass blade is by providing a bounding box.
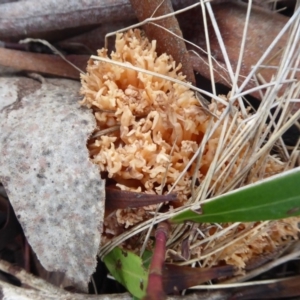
[103,247,148,299]
[171,167,300,223]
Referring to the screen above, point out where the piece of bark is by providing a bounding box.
[0,0,201,41]
[0,77,105,291]
[0,0,135,41]
[130,0,195,84]
[0,48,89,79]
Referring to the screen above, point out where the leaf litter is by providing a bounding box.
[0,77,105,291]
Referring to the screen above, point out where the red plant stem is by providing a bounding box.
[144,222,171,300]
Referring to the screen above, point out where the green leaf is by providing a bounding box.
[141,249,152,269]
[171,167,300,223]
[103,247,148,299]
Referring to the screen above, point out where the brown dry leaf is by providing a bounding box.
[163,264,236,294]
[0,48,89,79]
[0,77,105,291]
[130,0,195,84]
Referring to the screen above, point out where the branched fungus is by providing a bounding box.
[81,29,299,269]
[81,30,210,228]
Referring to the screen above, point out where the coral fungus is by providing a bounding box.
[80,29,299,269]
[81,29,210,204]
